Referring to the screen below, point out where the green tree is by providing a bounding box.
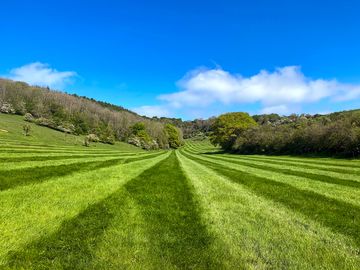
[131,122,152,142]
[164,123,183,149]
[23,124,31,136]
[100,124,116,145]
[210,112,257,149]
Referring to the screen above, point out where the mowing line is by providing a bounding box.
[202,154,360,188]
[230,155,360,175]
[181,149,360,207]
[181,150,360,246]
[0,152,164,191]
[4,152,219,269]
[177,151,360,269]
[0,152,171,266]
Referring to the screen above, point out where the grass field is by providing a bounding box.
[1,113,360,269]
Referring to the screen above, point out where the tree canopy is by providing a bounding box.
[210,112,258,149]
[164,123,184,149]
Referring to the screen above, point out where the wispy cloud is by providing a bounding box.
[5,62,77,89]
[142,66,360,117]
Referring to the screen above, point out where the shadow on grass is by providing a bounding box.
[5,188,127,269]
[183,152,360,247]
[5,152,218,269]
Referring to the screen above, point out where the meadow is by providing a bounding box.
[0,113,359,269]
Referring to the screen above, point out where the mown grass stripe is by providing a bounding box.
[0,153,170,268]
[121,151,220,269]
[203,154,360,188]
[185,142,360,168]
[239,155,360,169]
[0,152,155,172]
[0,144,134,153]
[177,150,360,269]
[5,152,219,269]
[0,153,140,163]
[0,149,132,155]
[0,152,164,191]
[182,149,360,208]
[182,150,360,247]
[232,155,360,176]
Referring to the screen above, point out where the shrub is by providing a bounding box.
[23,124,31,136]
[24,113,34,122]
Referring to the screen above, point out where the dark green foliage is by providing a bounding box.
[128,122,158,149]
[210,112,258,149]
[164,123,184,148]
[233,112,360,157]
[131,122,152,143]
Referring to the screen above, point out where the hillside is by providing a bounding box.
[0,128,359,268]
[0,78,182,149]
[0,113,144,151]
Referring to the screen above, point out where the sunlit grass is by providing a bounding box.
[1,114,359,269]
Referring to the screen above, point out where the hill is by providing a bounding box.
[0,78,182,149]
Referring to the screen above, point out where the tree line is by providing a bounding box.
[0,79,183,149]
[209,111,360,157]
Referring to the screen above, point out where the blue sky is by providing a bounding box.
[1,0,360,119]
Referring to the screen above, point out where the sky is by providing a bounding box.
[1,0,360,120]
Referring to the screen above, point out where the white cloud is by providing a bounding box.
[156,66,360,115]
[6,62,77,89]
[133,105,171,118]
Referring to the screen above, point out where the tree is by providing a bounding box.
[23,124,31,136]
[210,112,257,149]
[164,123,183,149]
[128,122,156,149]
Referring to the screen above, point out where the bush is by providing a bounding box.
[0,102,15,114]
[24,113,34,122]
[86,133,100,142]
[23,124,31,136]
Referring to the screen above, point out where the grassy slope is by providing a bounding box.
[0,113,143,151]
[0,114,359,269]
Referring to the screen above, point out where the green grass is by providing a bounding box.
[1,114,360,269]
